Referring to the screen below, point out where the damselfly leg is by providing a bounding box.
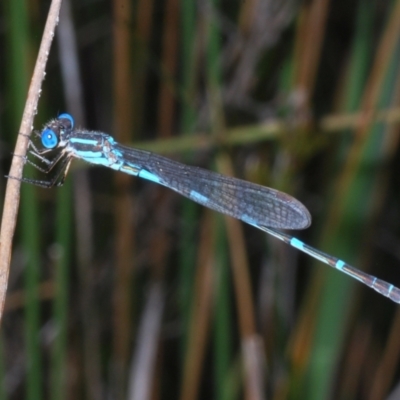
[8,150,73,188]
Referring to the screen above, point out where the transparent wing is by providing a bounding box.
[115,144,311,230]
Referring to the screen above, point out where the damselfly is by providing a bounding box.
[11,113,400,304]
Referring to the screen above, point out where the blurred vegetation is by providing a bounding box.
[1,0,400,399]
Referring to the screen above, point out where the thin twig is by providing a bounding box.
[0,0,63,321]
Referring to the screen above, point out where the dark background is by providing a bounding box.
[1,0,400,399]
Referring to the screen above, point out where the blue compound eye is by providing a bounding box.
[58,113,74,129]
[41,128,59,149]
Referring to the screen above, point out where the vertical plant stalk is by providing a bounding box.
[157,0,179,138]
[216,155,265,400]
[0,0,63,321]
[57,0,102,396]
[180,211,215,400]
[112,0,134,397]
[294,0,331,99]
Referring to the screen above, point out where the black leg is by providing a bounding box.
[7,155,73,188]
[28,142,55,160]
[12,153,51,173]
[27,149,67,172]
[12,148,67,172]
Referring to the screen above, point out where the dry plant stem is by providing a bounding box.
[134,107,400,155]
[0,0,63,320]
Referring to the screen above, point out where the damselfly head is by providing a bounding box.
[40,113,74,149]
[58,113,74,130]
